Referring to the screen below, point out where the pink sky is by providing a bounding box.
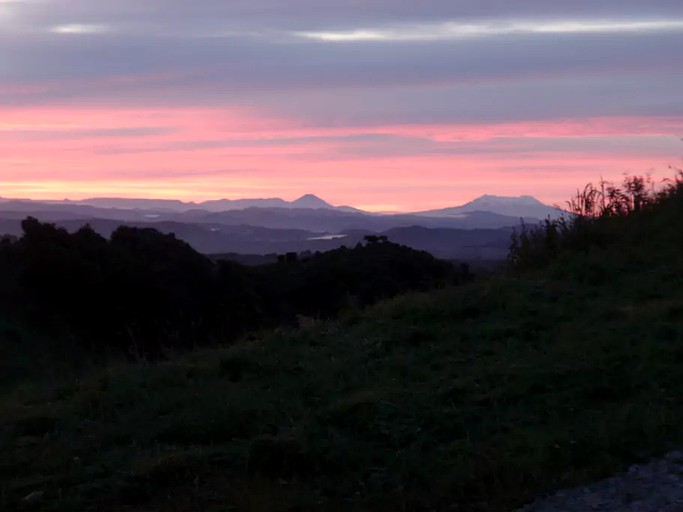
[2,1,683,211]
[1,107,681,211]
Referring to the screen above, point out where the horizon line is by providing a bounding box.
[0,192,554,214]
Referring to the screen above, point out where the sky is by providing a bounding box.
[1,1,682,211]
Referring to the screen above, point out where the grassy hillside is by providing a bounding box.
[3,175,683,511]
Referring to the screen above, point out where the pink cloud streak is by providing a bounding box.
[1,107,681,211]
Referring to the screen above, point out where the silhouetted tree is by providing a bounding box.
[0,219,468,360]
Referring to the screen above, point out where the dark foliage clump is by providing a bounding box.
[0,219,467,358]
[253,239,457,323]
[509,171,683,272]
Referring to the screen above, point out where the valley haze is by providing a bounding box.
[0,193,563,261]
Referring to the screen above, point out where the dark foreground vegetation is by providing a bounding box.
[2,172,683,511]
[0,223,461,359]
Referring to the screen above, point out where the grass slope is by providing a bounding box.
[3,191,683,511]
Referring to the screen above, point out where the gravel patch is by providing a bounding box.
[515,451,683,512]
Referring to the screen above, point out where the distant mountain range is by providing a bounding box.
[23,194,363,213]
[0,193,565,260]
[0,193,562,217]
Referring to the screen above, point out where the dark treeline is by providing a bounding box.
[0,218,466,358]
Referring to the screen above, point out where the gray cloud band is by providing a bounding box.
[1,0,682,127]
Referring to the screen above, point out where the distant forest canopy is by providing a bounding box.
[0,220,468,359]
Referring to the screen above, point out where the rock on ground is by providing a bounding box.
[515,451,683,512]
